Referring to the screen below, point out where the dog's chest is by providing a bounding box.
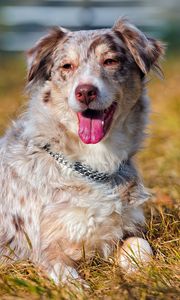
[53,184,123,247]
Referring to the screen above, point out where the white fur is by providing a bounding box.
[50,264,79,284]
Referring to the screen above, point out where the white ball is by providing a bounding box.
[118,237,153,273]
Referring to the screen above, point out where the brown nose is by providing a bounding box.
[75,84,98,105]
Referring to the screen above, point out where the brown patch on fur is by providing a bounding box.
[60,72,68,81]
[11,169,18,179]
[12,215,24,231]
[20,196,25,206]
[43,90,51,103]
[27,27,66,83]
[28,216,32,225]
[88,33,123,55]
[88,36,104,54]
[51,137,60,144]
[119,181,137,203]
[104,33,122,53]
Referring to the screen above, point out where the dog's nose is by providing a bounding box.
[75,84,98,105]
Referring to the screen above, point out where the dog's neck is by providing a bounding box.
[42,143,138,187]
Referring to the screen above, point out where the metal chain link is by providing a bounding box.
[42,143,133,184]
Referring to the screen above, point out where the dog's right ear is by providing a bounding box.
[26,27,68,84]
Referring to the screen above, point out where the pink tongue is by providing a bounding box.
[78,113,104,144]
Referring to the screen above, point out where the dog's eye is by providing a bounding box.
[62,64,73,70]
[103,59,118,66]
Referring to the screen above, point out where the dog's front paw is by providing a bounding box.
[118,237,153,273]
[49,263,79,284]
[49,263,89,288]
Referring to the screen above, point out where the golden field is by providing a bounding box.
[0,54,179,299]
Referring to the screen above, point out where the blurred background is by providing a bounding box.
[0,0,179,51]
[0,1,179,204]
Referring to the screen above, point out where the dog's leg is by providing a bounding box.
[118,237,153,273]
[39,204,84,285]
[39,238,83,285]
[0,210,41,263]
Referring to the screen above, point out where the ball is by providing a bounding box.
[118,237,153,273]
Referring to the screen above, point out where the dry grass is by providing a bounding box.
[0,53,179,299]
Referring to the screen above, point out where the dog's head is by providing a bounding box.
[27,18,164,145]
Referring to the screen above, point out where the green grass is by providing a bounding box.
[0,53,179,299]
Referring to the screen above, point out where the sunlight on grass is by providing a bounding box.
[0,54,179,299]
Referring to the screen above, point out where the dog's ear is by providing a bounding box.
[113,18,165,76]
[26,27,68,83]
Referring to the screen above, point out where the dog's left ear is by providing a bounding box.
[113,18,165,76]
[26,27,68,84]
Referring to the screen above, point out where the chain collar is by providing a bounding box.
[42,143,137,186]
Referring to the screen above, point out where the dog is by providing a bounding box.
[0,18,164,283]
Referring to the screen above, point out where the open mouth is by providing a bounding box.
[77,102,117,144]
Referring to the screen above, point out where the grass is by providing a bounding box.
[0,53,179,299]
